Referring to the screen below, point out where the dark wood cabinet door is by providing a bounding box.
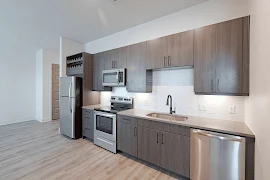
[242,16,250,95]
[160,132,190,178]
[93,54,99,91]
[127,42,148,92]
[117,46,128,69]
[117,116,137,157]
[146,37,167,69]
[194,24,216,93]
[82,109,94,139]
[138,126,160,166]
[105,48,119,69]
[216,18,243,94]
[93,52,112,91]
[166,34,179,67]
[178,30,194,66]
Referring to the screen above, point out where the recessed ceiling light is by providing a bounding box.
[110,0,123,4]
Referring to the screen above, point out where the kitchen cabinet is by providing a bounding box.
[160,132,190,177]
[146,37,167,69]
[117,115,137,157]
[127,42,152,93]
[194,17,249,95]
[93,52,112,91]
[138,126,160,166]
[146,30,194,69]
[178,30,194,66]
[215,17,244,94]
[105,48,119,69]
[105,48,126,69]
[194,24,216,93]
[82,108,94,140]
[137,118,190,178]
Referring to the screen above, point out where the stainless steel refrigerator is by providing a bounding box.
[60,76,82,139]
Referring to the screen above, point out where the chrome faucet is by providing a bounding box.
[166,95,175,114]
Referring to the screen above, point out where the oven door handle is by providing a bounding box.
[94,112,116,118]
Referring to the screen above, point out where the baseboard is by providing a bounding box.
[42,118,52,123]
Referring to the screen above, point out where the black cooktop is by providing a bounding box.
[94,106,130,114]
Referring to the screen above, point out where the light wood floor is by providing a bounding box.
[0,120,184,180]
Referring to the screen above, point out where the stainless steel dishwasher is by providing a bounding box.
[190,129,246,180]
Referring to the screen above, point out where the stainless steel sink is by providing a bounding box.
[146,113,188,121]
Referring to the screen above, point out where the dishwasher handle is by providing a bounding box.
[193,130,243,142]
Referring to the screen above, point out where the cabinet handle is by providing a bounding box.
[114,61,117,68]
[134,127,137,137]
[157,133,159,143]
[211,79,213,92]
[164,57,167,67]
[162,133,164,144]
[217,79,220,92]
[112,61,114,68]
[168,56,171,66]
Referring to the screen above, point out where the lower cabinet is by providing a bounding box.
[82,108,94,140]
[137,119,190,178]
[117,115,138,157]
[160,131,190,177]
[117,116,190,178]
[138,126,160,165]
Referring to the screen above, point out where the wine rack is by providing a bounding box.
[66,53,84,76]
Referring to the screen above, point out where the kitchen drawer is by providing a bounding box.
[83,128,93,140]
[118,115,137,125]
[83,109,93,118]
[138,118,161,129]
[169,124,190,137]
[138,118,190,136]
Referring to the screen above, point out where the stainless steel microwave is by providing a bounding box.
[102,68,126,87]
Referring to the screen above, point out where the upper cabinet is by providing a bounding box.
[93,52,112,91]
[146,30,194,70]
[194,17,249,95]
[105,48,127,70]
[127,42,152,93]
[178,30,194,66]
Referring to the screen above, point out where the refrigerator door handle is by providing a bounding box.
[69,83,72,98]
[69,97,72,113]
[69,83,72,113]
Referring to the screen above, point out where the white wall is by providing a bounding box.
[84,0,249,121]
[60,37,83,77]
[36,49,43,122]
[36,49,59,122]
[84,0,250,53]
[245,0,270,179]
[42,50,59,122]
[0,48,36,126]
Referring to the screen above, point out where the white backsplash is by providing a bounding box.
[101,68,246,122]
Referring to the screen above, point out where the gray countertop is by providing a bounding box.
[117,109,255,138]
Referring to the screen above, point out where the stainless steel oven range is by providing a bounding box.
[94,96,133,153]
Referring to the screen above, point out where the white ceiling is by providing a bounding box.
[0,0,208,52]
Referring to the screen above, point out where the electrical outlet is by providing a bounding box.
[228,106,236,114]
[144,100,147,106]
[199,104,206,111]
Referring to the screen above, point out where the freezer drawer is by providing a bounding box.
[191,129,245,180]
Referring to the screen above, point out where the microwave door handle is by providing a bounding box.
[116,71,119,84]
